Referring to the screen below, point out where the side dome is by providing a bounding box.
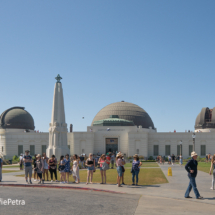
[195,107,215,129]
[91,101,154,129]
[0,107,35,130]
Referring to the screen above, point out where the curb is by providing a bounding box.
[0,184,125,194]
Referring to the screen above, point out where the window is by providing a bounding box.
[136,149,139,154]
[68,145,70,150]
[18,145,23,156]
[82,149,85,153]
[30,145,35,156]
[2,146,3,152]
[41,145,47,154]
[177,145,183,155]
[154,145,159,156]
[201,145,206,156]
[189,145,193,157]
[165,145,170,155]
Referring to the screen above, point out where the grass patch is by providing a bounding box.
[16,168,168,186]
[3,165,20,169]
[124,162,159,168]
[2,170,20,173]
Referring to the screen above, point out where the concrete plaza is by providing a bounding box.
[1,163,215,214]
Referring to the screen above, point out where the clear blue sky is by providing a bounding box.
[0,0,215,132]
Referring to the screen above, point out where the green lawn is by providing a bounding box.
[2,170,21,173]
[16,168,168,185]
[3,165,20,169]
[124,162,158,168]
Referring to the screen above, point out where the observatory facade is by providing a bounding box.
[0,75,215,159]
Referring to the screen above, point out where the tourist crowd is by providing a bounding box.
[7,150,142,187]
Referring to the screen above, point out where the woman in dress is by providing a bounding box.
[34,154,44,184]
[58,155,66,184]
[72,154,80,183]
[85,153,95,184]
[98,154,108,184]
[116,152,125,187]
[209,154,215,190]
[48,155,58,182]
[42,153,49,181]
[131,154,142,186]
[64,154,71,183]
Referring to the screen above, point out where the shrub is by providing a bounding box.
[148,156,154,161]
[12,155,19,161]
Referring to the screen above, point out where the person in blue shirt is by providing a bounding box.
[23,150,33,184]
[0,156,3,182]
[184,151,203,199]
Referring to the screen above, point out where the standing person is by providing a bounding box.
[85,153,95,184]
[168,155,171,165]
[23,150,33,184]
[131,154,142,186]
[116,152,124,187]
[48,155,58,182]
[33,154,39,181]
[19,154,23,170]
[34,154,44,184]
[106,153,111,167]
[42,153,49,181]
[72,154,80,183]
[79,154,84,169]
[64,154,71,183]
[179,155,183,166]
[98,154,108,184]
[111,153,115,169]
[206,154,208,163]
[121,155,126,185]
[209,154,215,190]
[184,152,203,199]
[59,155,66,184]
[0,155,3,182]
[162,156,165,165]
[171,154,175,166]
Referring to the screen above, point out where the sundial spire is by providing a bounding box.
[55,74,62,83]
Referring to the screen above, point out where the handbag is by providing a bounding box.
[121,166,125,172]
[102,162,109,171]
[58,165,65,171]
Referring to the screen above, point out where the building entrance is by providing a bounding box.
[106,138,118,154]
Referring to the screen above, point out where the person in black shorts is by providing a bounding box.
[171,154,175,166]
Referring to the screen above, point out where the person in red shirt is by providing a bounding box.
[106,153,111,167]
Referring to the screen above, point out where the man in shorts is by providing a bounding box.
[19,153,23,170]
[23,150,32,184]
[171,154,175,166]
[111,153,115,169]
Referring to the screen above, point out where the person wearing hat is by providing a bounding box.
[116,152,125,187]
[23,150,33,184]
[185,151,203,199]
[0,155,3,182]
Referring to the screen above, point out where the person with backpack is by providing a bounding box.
[0,155,3,182]
[131,154,142,186]
[34,154,44,184]
[85,153,95,184]
[98,154,108,184]
[58,155,66,184]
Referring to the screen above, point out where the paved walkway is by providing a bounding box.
[1,164,215,214]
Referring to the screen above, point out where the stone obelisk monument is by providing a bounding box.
[46,74,70,159]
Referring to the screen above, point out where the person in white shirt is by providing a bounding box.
[19,154,23,170]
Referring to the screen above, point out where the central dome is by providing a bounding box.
[91,101,154,129]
